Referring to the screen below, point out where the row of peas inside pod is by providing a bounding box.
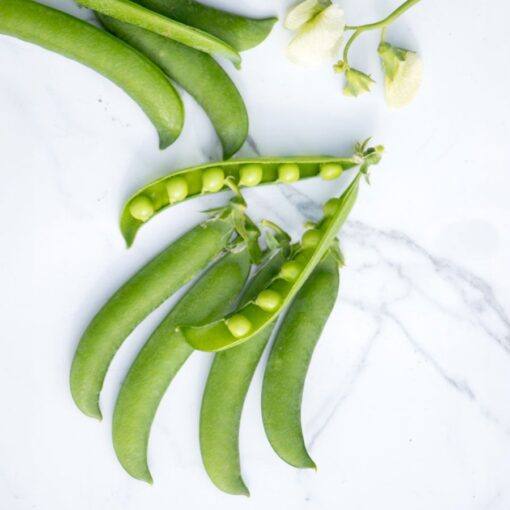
[70,142,383,494]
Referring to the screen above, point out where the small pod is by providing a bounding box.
[99,14,248,159]
[181,175,361,352]
[135,0,277,52]
[70,214,235,419]
[199,249,286,495]
[262,252,340,469]
[112,244,251,483]
[0,0,184,149]
[121,156,358,246]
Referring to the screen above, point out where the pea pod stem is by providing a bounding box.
[0,0,183,149]
[76,0,241,67]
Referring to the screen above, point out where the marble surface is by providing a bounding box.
[1,0,510,509]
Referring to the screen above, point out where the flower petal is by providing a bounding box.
[284,0,326,30]
[287,4,345,67]
[385,52,422,109]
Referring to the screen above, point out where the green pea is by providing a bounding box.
[301,229,322,249]
[320,162,343,180]
[166,176,188,203]
[255,289,282,312]
[262,253,339,469]
[129,196,154,222]
[278,163,300,183]
[323,197,342,217]
[226,314,252,338]
[239,164,263,187]
[279,260,302,282]
[202,167,225,193]
[0,0,183,150]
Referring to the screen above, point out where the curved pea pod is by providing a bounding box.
[76,0,241,68]
[135,0,277,52]
[181,175,361,352]
[70,214,235,420]
[0,0,183,150]
[98,14,248,159]
[121,156,358,247]
[199,248,286,495]
[112,243,251,483]
[262,252,339,469]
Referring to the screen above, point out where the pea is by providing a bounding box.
[0,0,184,150]
[239,164,263,187]
[278,163,300,183]
[166,176,188,203]
[323,197,342,217]
[226,314,252,338]
[202,167,225,193]
[129,196,154,222]
[320,162,343,180]
[255,289,282,312]
[301,229,322,249]
[279,260,302,282]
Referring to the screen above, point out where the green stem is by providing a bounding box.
[342,0,421,65]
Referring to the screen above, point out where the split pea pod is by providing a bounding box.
[262,252,339,469]
[182,175,361,352]
[112,243,251,483]
[76,0,241,67]
[199,248,287,495]
[134,0,277,52]
[122,156,356,246]
[98,14,248,159]
[0,0,183,149]
[70,213,235,419]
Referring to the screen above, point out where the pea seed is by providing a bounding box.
[279,260,301,282]
[166,176,188,203]
[323,198,342,217]
[202,167,225,193]
[301,229,322,249]
[226,314,252,338]
[278,163,300,183]
[129,196,154,222]
[239,164,263,187]
[255,289,282,312]
[320,163,343,181]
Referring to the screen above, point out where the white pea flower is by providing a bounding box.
[285,0,345,67]
[378,42,422,109]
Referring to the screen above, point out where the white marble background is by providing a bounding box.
[1,0,510,509]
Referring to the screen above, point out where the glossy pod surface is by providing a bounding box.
[182,175,360,352]
[200,249,286,495]
[262,253,339,468]
[135,0,277,52]
[76,0,241,67]
[70,215,234,419]
[0,0,183,149]
[121,156,356,246]
[99,14,248,159]
[113,245,251,483]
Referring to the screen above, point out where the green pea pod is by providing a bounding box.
[134,0,277,52]
[0,0,183,149]
[262,252,339,469]
[199,248,286,495]
[181,175,361,351]
[121,156,359,247]
[112,243,251,483]
[98,14,248,159]
[70,214,235,419]
[76,0,241,68]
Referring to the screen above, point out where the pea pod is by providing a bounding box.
[199,248,287,495]
[70,212,235,419]
[181,174,361,352]
[98,14,248,159]
[135,0,277,52]
[262,252,339,469]
[76,0,241,67]
[112,243,251,483]
[0,0,183,149]
[121,155,359,246]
